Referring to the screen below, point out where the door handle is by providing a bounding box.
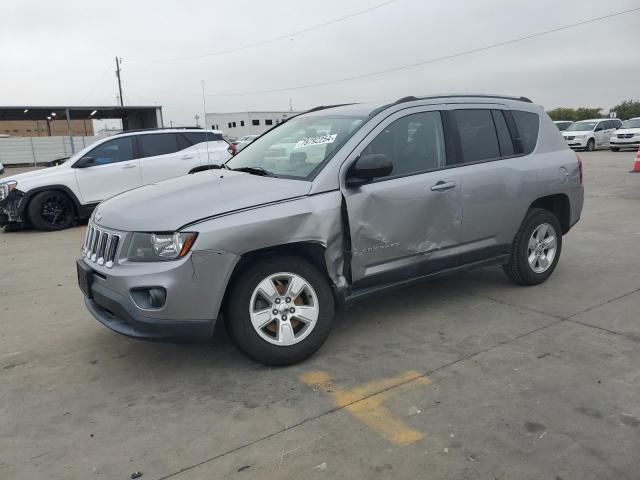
[181,155,194,160]
[121,164,136,169]
[431,181,457,192]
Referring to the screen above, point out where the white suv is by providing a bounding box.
[0,128,232,231]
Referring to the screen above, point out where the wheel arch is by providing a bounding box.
[220,241,335,316]
[529,193,571,234]
[20,185,83,219]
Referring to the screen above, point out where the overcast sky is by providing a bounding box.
[1,0,639,127]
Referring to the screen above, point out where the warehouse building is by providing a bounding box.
[205,111,299,137]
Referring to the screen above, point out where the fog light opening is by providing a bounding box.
[131,287,167,310]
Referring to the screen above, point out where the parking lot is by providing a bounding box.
[1,150,639,479]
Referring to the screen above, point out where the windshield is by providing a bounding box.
[622,119,640,129]
[566,121,597,132]
[226,115,366,179]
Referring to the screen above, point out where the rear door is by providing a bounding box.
[448,107,537,254]
[182,131,230,166]
[342,108,463,288]
[74,136,142,203]
[138,133,200,184]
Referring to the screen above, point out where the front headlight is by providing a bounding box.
[127,232,198,261]
[0,181,17,201]
[575,135,586,139]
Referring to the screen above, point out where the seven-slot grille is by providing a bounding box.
[83,224,120,268]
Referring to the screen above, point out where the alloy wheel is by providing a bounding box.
[40,195,70,227]
[527,223,557,273]
[249,272,319,346]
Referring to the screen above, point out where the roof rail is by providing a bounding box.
[114,126,204,136]
[369,93,533,118]
[417,94,532,103]
[305,103,354,113]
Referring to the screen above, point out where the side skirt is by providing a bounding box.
[343,254,509,304]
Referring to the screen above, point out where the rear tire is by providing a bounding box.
[503,208,562,286]
[224,255,335,366]
[27,190,75,231]
[585,138,595,151]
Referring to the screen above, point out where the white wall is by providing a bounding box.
[0,136,100,165]
[206,111,299,137]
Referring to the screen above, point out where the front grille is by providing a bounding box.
[565,136,575,141]
[82,224,121,268]
[618,133,634,139]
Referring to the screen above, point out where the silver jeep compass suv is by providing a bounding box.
[77,95,584,365]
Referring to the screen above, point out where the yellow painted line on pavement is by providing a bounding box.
[299,370,430,446]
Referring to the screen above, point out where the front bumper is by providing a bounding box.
[0,189,25,227]
[85,282,215,340]
[79,243,240,340]
[563,137,588,148]
[610,139,640,148]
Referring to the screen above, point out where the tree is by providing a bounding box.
[546,107,602,121]
[547,108,577,121]
[574,107,602,121]
[610,100,640,120]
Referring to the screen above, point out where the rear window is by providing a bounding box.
[511,111,539,155]
[453,109,500,162]
[182,132,223,145]
[140,134,180,158]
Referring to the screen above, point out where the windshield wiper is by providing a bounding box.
[231,166,276,177]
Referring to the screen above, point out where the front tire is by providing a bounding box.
[27,190,75,231]
[503,208,562,286]
[585,138,595,151]
[224,255,335,366]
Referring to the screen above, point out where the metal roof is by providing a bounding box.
[0,105,161,121]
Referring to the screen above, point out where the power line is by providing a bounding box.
[128,0,399,62]
[127,6,640,98]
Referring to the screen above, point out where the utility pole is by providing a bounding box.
[115,56,124,106]
[194,114,200,127]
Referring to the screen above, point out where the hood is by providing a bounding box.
[562,130,592,136]
[0,164,68,186]
[94,169,312,232]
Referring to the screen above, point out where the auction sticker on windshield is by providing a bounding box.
[294,134,337,149]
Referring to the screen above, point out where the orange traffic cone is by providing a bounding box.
[632,147,640,173]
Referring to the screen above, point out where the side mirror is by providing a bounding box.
[346,153,393,187]
[595,126,603,132]
[74,157,95,168]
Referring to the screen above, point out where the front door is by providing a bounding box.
[342,109,462,288]
[75,136,142,203]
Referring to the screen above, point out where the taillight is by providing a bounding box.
[576,152,583,184]
[227,143,237,156]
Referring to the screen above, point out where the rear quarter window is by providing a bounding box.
[511,111,539,155]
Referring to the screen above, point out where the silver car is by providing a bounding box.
[78,94,584,365]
